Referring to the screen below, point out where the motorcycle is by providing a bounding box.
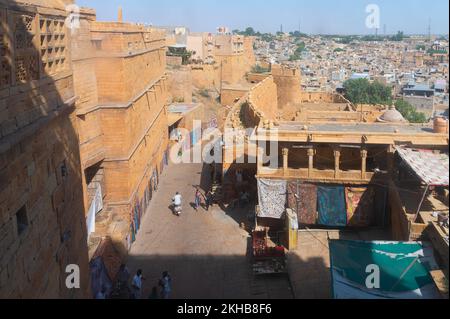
[174,204,182,216]
[172,199,182,216]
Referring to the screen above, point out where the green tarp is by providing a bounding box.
[329,240,442,299]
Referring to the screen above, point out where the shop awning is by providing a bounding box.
[396,147,449,186]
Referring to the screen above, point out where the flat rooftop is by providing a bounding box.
[253,122,448,146]
[276,122,436,134]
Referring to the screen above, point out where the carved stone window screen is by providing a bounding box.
[15,54,39,83]
[14,13,36,51]
[40,16,67,76]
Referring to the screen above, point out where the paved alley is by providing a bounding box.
[127,161,293,299]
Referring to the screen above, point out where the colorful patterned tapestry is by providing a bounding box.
[345,187,376,227]
[257,179,287,219]
[287,182,318,225]
[317,186,347,227]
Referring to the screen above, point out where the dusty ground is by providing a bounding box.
[127,161,293,299]
[126,157,391,299]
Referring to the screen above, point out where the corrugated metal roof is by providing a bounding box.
[396,147,449,186]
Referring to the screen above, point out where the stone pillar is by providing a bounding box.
[387,145,395,175]
[307,148,315,178]
[283,148,289,175]
[333,147,341,179]
[361,149,368,180]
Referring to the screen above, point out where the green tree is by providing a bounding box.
[390,31,404,41]
[394,99,427,123]
[244,27,256,36]
[343,79,392,105]
[416,44,426,51]
[261,33,274,42]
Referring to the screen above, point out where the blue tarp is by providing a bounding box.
[317,186,347,226]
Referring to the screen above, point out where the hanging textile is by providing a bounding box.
[126,233,132,250]
[131,223,136,242]
[190,131,194,146]
[148,180,153,201]
[155,168,159,189]
[144,186,149,207]
[287,182,318,225]
[345,187,376,227]
[257,179,287,219]
[136,201,142,229]
[133,204,140,233]
[140,198,145,219]
[164,150,169,166]
[151,169,158,191]
[317,186,347,227]
[86,185,103,237]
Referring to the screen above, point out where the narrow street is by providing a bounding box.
[127,161,293,299]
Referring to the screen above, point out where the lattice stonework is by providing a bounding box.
[13,12,39,83]
[15,55,39,83]
[14,13,35,50]
[0,8,11,88]
[40,17,67,75]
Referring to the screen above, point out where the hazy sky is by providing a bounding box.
[76,0,449,35]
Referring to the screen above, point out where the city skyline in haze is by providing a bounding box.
[76,0,449,35]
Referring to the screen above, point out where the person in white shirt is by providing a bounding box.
[172,192,182,216]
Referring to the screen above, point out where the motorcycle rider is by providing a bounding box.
[172,192,182,216]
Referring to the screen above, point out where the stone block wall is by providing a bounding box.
[221,88,248,106]
[0,0,90,299]
[216,55,248,85]
[191,64,221,90]
[71,11,170,258]
[248,76,278,121]
[167,67,193,103]
[271,65,302,108]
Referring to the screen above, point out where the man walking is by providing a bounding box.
[204,191,214,212]
[131,269,145,299]
[194,187,202,212]
[159,271,172,299]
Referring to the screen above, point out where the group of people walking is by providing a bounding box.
[131,269,172,300]
[172,187,214,216]
[98,266,172,300]
[104,265,172,299]
[194,187,214,212]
